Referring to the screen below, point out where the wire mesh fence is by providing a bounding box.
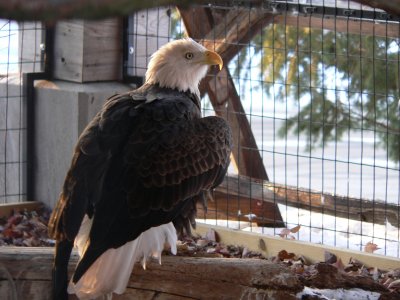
[125,1,400,257]
[1,0,399,259]
[0,20,44,204]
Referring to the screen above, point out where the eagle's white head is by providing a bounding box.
[145,38,223,97]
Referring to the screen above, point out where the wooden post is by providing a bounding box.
[179,6,285,226]
[53,19,122,82]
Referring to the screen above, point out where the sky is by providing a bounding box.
[0,20,19,74]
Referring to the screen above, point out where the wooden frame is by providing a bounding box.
[1,0,400,23]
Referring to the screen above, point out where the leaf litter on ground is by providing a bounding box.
[0,204,399,299]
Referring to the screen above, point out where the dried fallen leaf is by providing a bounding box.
[258,238,266,251]
[279,228,291,238]
[241,247,249,258]
[388,279,400,290]
[278,249,296,261]
[324,251,337,264]
[382,277,394,287]
[387,268,400,278]
[195,239,208,247]
[204,228,218,242]
[371,267,380,281]
[291,262,305,274]
[332,257,345,272]
[364,242,380,253]
[290,225,301,233]
[278,225,300,239]
[0,204,53,247]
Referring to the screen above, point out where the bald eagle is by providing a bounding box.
[48,38,233,299]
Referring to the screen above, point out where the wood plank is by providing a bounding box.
[0,235,399,298]
[0,247,302,299]
[352,0,400,17]
[53,20,84,82]
[195,223,400,272]
[205,175,399,227]
[82,19,122,82]
[0,280,52,300]
[53,19,122,83]
[2,0,400,23]
[0,201,42,218]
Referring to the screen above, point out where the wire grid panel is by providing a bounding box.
[0,21,44,204]
[125,1,400,258]
[125,7,173,78]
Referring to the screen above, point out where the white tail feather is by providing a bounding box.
[68,215,177,299]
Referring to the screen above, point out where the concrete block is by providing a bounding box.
[33,80,132,208]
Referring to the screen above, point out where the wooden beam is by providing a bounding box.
[53,19,122,82]
[351,0,400,17]
[0,247,302,299]
[0,201,42,218]
[179,7,285,227]
[274,14,400,38]
[203,175,400,228]
[1,0,400,23]
[0,0,220,22]
[195,223,400,271]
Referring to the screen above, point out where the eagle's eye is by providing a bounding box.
[185,52,194,60]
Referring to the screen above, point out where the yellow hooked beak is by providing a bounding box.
[204,50,223,70]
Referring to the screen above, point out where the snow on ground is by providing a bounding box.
[297,287,381,300]
[198,203,400,258]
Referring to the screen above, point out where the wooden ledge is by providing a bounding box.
[195,223,400,271]
[0,247,301,299]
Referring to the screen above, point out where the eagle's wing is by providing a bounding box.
[48,92,144,299]
[48,92,138,242]
[49,84,232,283]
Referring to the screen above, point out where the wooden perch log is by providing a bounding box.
[0,247,302,299]
[199,175,400,228]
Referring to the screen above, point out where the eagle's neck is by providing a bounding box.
[145,63,208,99]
